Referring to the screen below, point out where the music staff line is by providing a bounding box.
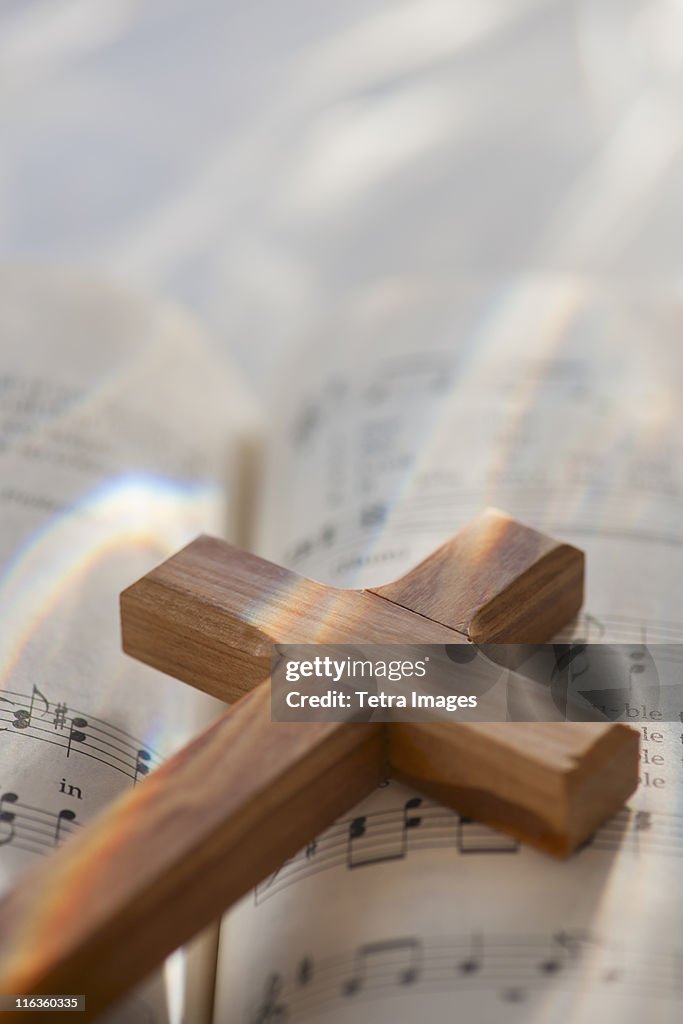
[255,798,683,904]
[250,928,683,1022]
[0,792,81,856]
[0,685,161,785]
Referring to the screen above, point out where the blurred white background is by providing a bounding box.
[1,0,683,390]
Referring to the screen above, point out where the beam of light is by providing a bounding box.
[335,275,587,587]
[0,473,220,699]
[533,93,682,266]
[297,0,545,97]
[0,0,138,92]
[282,82,458,216]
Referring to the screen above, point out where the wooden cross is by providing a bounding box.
[0,509,638,1018]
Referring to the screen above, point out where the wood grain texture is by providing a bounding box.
[120,536,468,704]
[0,687,384,1016]
[389,720,639,856]
[120,509,584,704]
[371,507,585,642]
[0,509,640,1018]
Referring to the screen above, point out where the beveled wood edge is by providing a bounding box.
[388,720,639,856]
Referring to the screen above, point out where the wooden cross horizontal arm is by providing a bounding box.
[118,507,585,702]
[0,509,639,1018]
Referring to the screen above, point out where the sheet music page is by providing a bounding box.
[214,276,683,1022]
[0,268,257,1023]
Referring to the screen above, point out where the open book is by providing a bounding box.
[2,268,682,1022]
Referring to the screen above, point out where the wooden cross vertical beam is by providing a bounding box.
[0,510,639,1018]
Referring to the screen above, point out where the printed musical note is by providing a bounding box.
[251,973,289,1023]
[255,797,683,905]
[456,932,484,975]
[319,524,336,548]
[342,938,421,996]
[359,503,387,528]
[629,639,648,697]
[296,957,314,987]
[0,792,18,846]
[251,927,678,1018]
[635,810,652,831]
[134,748,151,785]
[347,812,398,868]
[66,717,88,757]
[347,797,425,869]
[536,931,583,976]
[346,816,367,867]
[404,796,422,830]
[0,686,162,785]
[290,402,321,447]
[501,987,526,1003]
[54,809,77,847]
[583,613,607,641]
[0,792,80,856]
[11,685,49,730]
